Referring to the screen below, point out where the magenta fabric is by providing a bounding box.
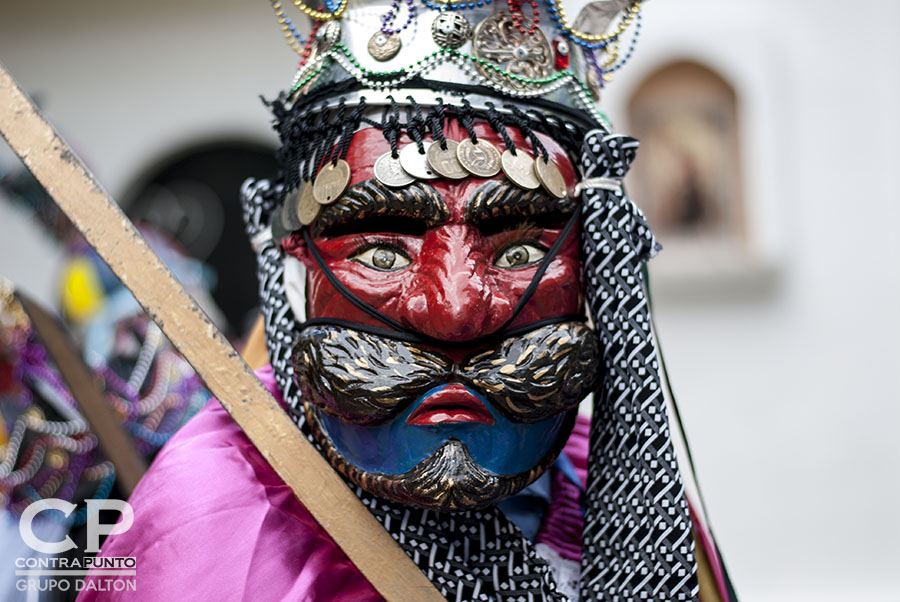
[77,366,587,601]
[77,365,382,602]
[535,415,589,562]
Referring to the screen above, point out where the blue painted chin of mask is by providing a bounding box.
[318,384,568,476]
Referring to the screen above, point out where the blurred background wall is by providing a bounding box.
[2,0,898,600]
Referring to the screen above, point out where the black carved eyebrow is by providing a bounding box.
[465,179,577,235]
[312,179,450,238]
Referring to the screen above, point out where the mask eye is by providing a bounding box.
[495,243,546,268]
[351,246,411,271]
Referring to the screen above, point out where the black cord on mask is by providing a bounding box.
[298,207,584,348]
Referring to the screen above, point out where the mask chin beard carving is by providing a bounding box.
[292,321,599,511]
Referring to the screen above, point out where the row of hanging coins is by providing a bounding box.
[278,158,353,237]
[373,140,567,199]
[276,137,568,237]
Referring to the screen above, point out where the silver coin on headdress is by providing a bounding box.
[313,159,351,204]
[456,138,501,178]
[501,150,540,190]
[281,188,303,231]
[534,156,567,199]
[399,143,438,180]
[297,184,321,226]
[374,151,415,188]
[427,140,468,180]
[270,205,288,242]
[368,31,401,61]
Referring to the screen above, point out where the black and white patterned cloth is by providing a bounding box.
[577,131,698,601]
[239,128,698,601]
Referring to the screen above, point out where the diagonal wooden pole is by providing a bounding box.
[0,62,445,602]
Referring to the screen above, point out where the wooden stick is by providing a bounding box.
[16,292,148,496]
[0,62,445,602]
[240,314,270,371]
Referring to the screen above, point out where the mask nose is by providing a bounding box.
[403,226,512,342]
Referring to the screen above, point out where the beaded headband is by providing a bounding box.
[264,94,604,237]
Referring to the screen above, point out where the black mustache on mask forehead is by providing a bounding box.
[291,321,599,426]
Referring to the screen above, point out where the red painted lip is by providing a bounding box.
[406,384,495,426]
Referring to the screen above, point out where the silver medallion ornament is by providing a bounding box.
[427,140,468,180]
[456,138,501,178]
[432,13,472,50]
[534,156,567,198]
[368,31,401,62]
[281,188,303,232]
[399,143,438,180]
[297,184,321,226]
[473,12,552,90]
[501,150,540,190]
[313,159,351,204]
[374,151,415,188]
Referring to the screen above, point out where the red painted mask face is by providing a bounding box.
[284,120,599,511]
[284,122,582,346]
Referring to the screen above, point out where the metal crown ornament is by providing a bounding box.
[270,0,644,124]
[267,0,644,232]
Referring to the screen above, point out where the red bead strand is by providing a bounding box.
[507,0,540,36]
[299,20,322,67]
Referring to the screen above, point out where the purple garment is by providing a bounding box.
[77,366,587,601]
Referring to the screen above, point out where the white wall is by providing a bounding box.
[0,0,291,199]
[600,2,900,600]
[2,1,899,600]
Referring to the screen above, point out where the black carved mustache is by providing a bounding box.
[291,321,599,426]
[320,436,557,512]
[306,405,578,511]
